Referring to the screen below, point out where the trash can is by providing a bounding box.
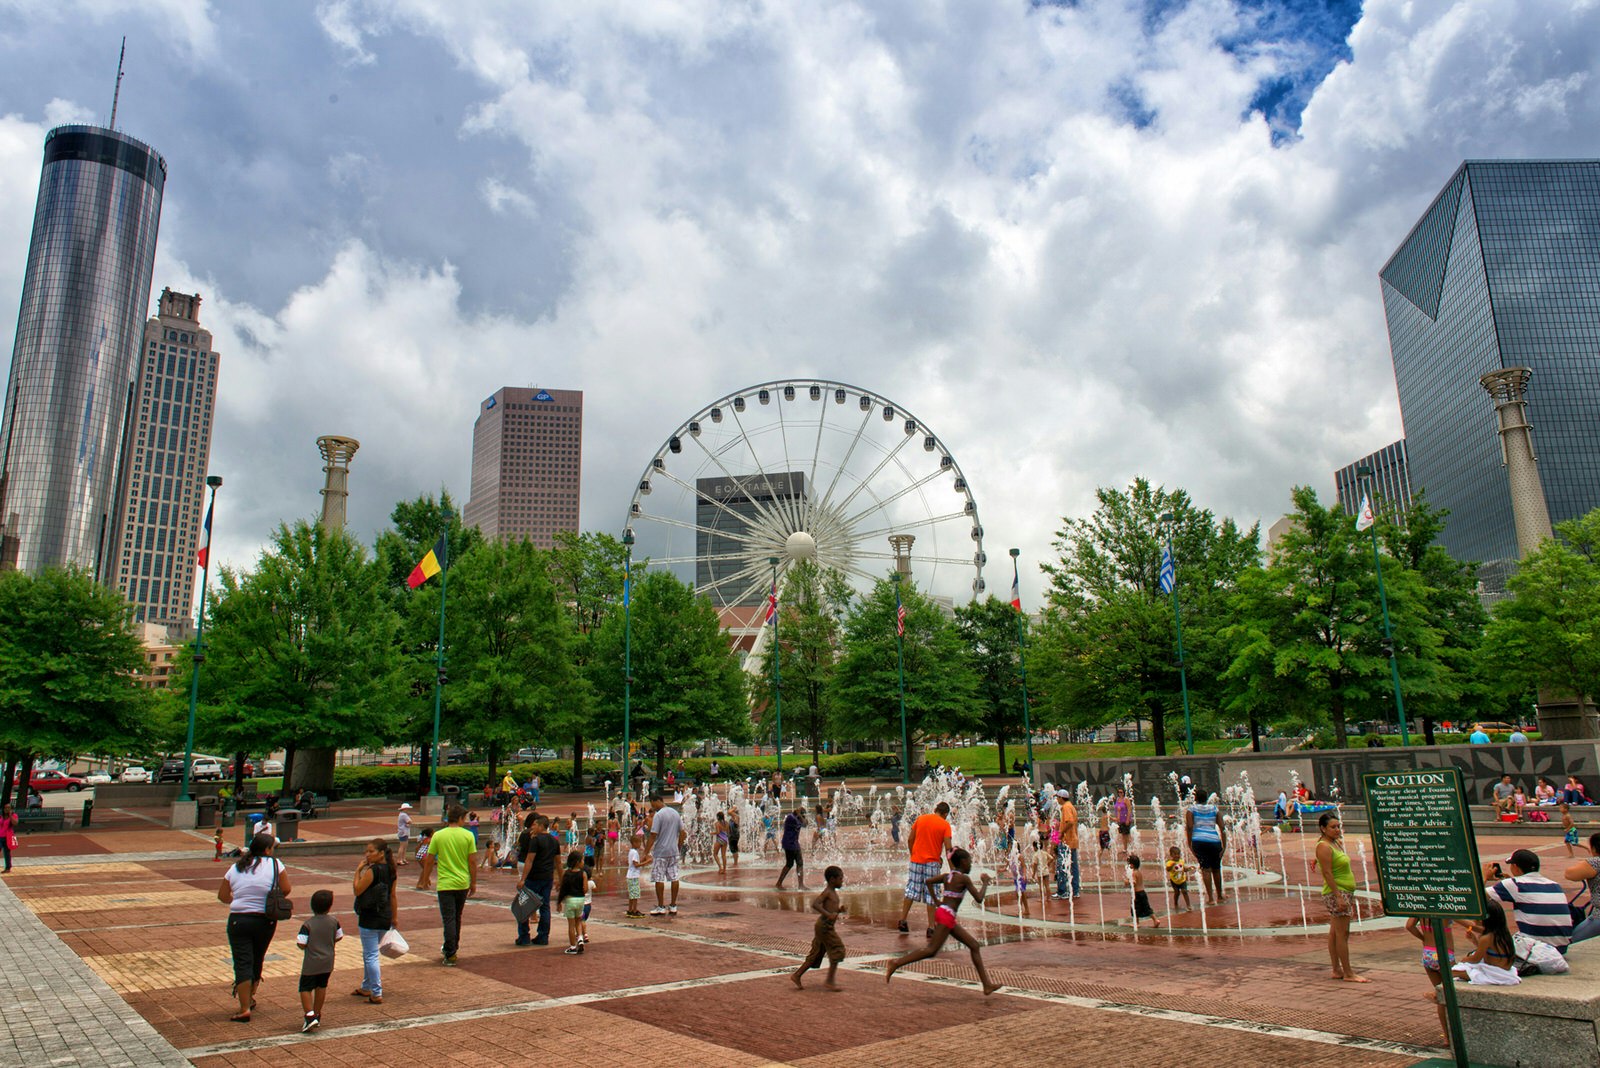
[196,796,218,828]
[81,798,94,828]
[221,797,238,827]
[277,809,301,842]
[443,785,461,807]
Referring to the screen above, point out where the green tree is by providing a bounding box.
[444,538,578,782]
[587,569,748,771]
[192,520,406,790]
[832,575,977,747]
[1035,478,1258,754]
[0,568,151,806]
[1484,507,1600,707]
[758,561,851,763]
[547,530,630,776]
[1224,486,1432,748]
[955,596,1031,772]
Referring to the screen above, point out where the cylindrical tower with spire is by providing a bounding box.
[316,435,360,531]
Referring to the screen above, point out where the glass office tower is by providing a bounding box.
[0,125,166,577]
[1380,161,1600,587]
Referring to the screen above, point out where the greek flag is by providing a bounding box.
[1159,545,1175,595]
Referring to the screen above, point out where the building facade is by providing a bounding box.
[1380,161,1600,586]
[1334,439,1412,520]
[111,289,219,636]
[463,387,582,547]
[695,472,805,605]
[0,125,166,577]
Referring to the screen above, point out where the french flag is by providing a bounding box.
[1010,574,1021,612]
[765,580,778,625]
[197,498,214,569]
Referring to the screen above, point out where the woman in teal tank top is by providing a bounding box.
[1315,812,1369,982]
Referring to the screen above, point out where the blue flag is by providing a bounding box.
[1159,545,1175,594]
[622,560,630,608]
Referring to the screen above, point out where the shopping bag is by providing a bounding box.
[379,928,410,959]
[511,885,544,925]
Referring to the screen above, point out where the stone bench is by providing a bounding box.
[1454,940,1600,1065]
[15,809,66,833]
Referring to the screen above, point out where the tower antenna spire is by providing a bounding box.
[109,37,126,129]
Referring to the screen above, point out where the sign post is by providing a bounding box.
[1362,768,1485,1068]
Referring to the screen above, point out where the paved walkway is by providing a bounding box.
[0,873,189,1067]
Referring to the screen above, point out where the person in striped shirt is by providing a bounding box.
[1490,849,1572,953]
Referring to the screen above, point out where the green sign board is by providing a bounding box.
[1362,768,1486,919]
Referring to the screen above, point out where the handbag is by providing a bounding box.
[1569,887,1591,928]
[264,860,294,921]
[1512,932,1570,976]
[511,884,544,925]
[379,928,409,959]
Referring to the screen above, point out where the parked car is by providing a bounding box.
[155,759,186,784]
[85,771,114,785]
[1475,721,1516,734]
[224,758,255,777]
[119,766,151,784]
[15,770,88,792]
[261,759,283,775]
[190,759,223,781]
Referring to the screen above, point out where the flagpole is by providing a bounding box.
[1159,514,1195,756]
[622,529,634,794]
[179,475,222,805]
[1008,549,1035,776]
[769,557,783,777]
[1356,469,1410,747]
[429,525,450,798]
[893,573,909,785]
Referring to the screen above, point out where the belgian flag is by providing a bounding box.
[407,534,447,588]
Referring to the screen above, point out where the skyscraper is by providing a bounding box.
[111,289,219,636]
[463,386,582,547]
[1380,161,1600,586]
[695,472,806,604]
[0,124,166,576]
[1334,439,1412,520]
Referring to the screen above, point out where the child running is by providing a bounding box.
[1128,856,1159,928]
[558,850,587,954]
[626,831,644,917]
[791,865,847,991]
[1405,916,1455,1044]
[295,889,343,1032]
[1564,803,1579,857]
[1165,846,1193,911]
[884,848,1000,995]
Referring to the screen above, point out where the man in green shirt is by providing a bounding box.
[431,805,477,965]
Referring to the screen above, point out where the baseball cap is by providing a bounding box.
[1505,848,1539,872]
[399,802,412,810]
[1056,788,1070,798]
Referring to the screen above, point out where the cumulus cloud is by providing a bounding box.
[2,0,1600,600]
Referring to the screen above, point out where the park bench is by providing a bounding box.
[1454,942,1600,1060]
[16,808,66,833]
[303,794,331,818]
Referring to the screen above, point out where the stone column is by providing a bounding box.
[1481,368,1597,738]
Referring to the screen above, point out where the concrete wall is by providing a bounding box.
[1036,741,1600,806]
[92,783,226,806]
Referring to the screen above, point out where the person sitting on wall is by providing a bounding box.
[1492,775,1518,818]
[1562,777,1594,807]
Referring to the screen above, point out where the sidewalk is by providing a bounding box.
[0,873,190,1067]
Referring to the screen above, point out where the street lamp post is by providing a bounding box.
[769,556,783,776]
[428,510,452,797]
[1357,466,1411,747]
[1158,513,1195,756]
[1008,549,1035,775]
[892,572,910,785]
[622,529,634,793]
[179,475,223,805]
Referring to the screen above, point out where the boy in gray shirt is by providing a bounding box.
[297,889,344,1032]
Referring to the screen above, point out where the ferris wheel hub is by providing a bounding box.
[785,530,818,562]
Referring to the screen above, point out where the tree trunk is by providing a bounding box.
[1248,713,1261,753]
[290,747,335,793]
[1,751,14,808]
[1149,701,1168,757]
[1331,694,1348,748]
[996,734,1007,776]
[486,740,499,787]
[1421,716,1436,745]
[655,736,666,785]
[279,742,297,799]
[233,751,246,797]
[417,742,431,798]
[17,753,36,805]
[572,733,583,785]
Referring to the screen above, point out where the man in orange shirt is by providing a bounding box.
[895,802,952,936]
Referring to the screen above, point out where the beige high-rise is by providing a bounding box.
[463,387,582,547]
[111,289,220,639]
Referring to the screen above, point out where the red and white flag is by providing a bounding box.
[895,589,907,637]
[1355,492,1375,532]
[197,498,214,569]
[764,580,778,625]
[1010,573,1022,612]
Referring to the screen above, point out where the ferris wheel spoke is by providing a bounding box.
[829,560,884,588]
[726,402,803,536]
[646,466,790,548]
[854,551,978,566]
[775,395,804,534]
[838,466,952,530]
[828,428,918,520]
[634,511,773,550]
[710,567,777,614]
[849,511,973,542]
[685,425,797,540]
[807,390,829,506]
[814,405,874,516]
[698,558,772,599]
[646,552,754,567]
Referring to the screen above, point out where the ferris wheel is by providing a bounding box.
[624,380,987,660]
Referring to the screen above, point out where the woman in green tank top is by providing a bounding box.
[1315,812,1369,983]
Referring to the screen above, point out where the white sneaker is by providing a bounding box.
[668,905,678,915]
[649,906,666,916]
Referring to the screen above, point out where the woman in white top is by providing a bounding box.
[217,832,291,1023]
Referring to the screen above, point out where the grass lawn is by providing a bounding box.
[924,739,1239,775]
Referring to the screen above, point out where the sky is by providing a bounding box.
[1,0,1598,600]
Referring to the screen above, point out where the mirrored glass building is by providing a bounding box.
[0,125,166,577]
[1380,161,1600,587]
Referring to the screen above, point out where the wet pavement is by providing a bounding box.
[6,792,1585,1066]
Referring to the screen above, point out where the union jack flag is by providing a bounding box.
[765,580,778,626]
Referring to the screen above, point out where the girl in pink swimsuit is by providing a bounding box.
[884,848,1001,995]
